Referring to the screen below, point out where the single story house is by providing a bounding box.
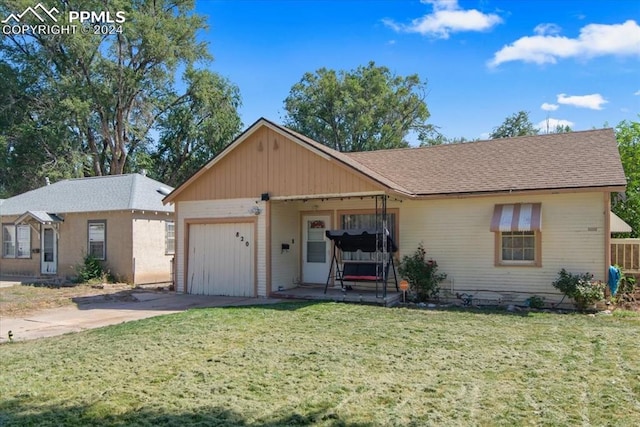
[1,173,175,284]
[163,118,627,305]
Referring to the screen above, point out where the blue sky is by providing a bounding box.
[196,0,640,142]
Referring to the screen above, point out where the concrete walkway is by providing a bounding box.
[0,291,285,343]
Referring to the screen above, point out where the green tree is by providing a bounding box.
[0,0,241,193]
[554,124,573,134]
[612,119,640,237]
[419,128,472,146]
[283,61,432,152]
[490,111,539,139]
[0,62,83,196]
[149,69,242,187]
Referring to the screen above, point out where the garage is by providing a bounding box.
[187,222,255,296]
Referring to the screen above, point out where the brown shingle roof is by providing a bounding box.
[344,128,626,196]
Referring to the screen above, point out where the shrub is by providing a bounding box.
[526,295,545,309]
[552,268,605,310]
[398,243,446,302]
[75,254,109,284]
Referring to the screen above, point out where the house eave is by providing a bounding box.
[408,185,627,200]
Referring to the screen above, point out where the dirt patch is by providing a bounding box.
[0,283,157,316]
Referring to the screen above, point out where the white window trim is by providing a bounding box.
[16,224,31,258]
[88,220,107,260]
[165,221,175,255]
[2,224,31,259]
[2,224,16,258]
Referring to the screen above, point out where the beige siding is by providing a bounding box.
[177,192,608,303]
[1,212,132,280]
[269,197,402,290]
[399,192,607,304]
[132,214,174,284]
[173,127,381,202]
[270,202,301,290]
[176,199,267,296]
[59,212,134,282]
[0,215,40,276]
[2,211,173,284]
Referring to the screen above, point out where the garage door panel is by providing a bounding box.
[187,222,255,296]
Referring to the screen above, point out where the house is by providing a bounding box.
[163,118,627,305]
[0,174,175,284]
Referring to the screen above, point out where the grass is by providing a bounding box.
[0,283,135,316]
[1,302,639,426]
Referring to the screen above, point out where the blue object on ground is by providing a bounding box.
[608,265,621,296]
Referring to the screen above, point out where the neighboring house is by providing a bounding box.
[1,174,175,284]
[163,118,627,305]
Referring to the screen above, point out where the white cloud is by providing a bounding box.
[489,19,640,67]
[634,90,640,95]
[384,0,502,39]
[534,23,562,36]
[541,102,559,111]
[537,118,575,132]
[557,93,608,110]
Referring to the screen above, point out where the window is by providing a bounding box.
[88,221,106,260]
[16,225,31,258]
[502,231,535,261]
[3,225,15,258]
[339,211,398,261]
[2,224,30,258]
[491,203,542,267]
[496,231,541,267]
[165,221,175,255]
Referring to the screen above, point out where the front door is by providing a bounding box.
[41,226,57,274]
[302,214,331,284]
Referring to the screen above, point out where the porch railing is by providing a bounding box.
[611,238,640,274]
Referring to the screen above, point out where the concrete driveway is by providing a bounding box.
[0,291,285,343]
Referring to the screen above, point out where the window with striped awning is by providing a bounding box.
[490,203,542,232]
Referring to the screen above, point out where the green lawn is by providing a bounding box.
[1,302,639,426]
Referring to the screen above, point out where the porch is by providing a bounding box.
[271,283,402,307]
[611,238,640,280]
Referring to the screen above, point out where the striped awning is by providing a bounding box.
[490,203,542,232]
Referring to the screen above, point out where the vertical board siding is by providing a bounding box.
[173,128,381,202]
[176,199,266,296]
[188,223,254,296]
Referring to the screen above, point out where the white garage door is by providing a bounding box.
[187,222,255,296]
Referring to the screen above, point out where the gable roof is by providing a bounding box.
[164,118,413,203]
[165,119,626,203]
[0,174,174,216]
[346,128,626,196]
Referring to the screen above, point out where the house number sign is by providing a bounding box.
[235,231,250,247]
